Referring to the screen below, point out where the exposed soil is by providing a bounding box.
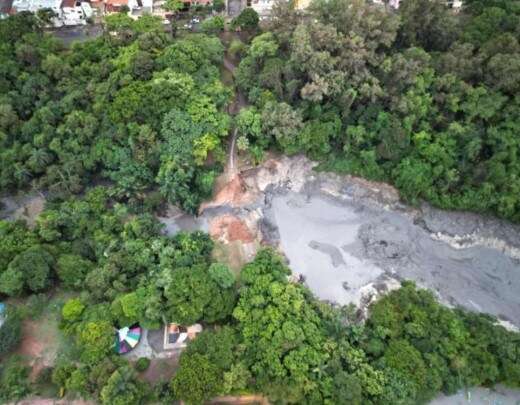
[201,174,255,211]
[14,399,95,405]
[0,193,45,227]
[210,214,255,243]
[210,395,270,404]
[18,318,60,380]
[140,357,179,383]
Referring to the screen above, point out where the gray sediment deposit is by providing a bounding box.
[229,155,520,328]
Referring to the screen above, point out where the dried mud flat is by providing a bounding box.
[191,154,520,329]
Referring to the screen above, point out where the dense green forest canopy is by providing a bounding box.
[0,193,519,403]
[235,0,520,221]
[1,1,520,404]
[0,12,230,213]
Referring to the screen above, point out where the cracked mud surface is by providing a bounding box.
[201,155,520,329]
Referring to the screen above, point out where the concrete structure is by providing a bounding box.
[163,323,202,350]
[372,0,463,9]
[11,0,62,14]
[0,0,13,18]
[61,0,92,25]
[11,0,92,25]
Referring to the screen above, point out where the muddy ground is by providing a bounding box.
[188,154,520,329]
[3,155,520,404]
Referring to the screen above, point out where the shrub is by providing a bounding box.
[228,39,247,59]
[231,8,259,31]
[171,353,220,404]
[208,262,235,289]
[0,308,22,356]
[0,246,55,296]
[56,254,93,289]
[0,356,31,402]
[201,16,225,35]
[62,298,85,322]
[135,357,151,372]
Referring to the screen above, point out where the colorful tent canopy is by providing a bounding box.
[115,325,141,354]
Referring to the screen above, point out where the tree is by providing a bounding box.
[163,264,235,325]
[171,353,220,405]
[77,321,115,363]
[0,356,31,402]
[100,366,147,405]
[163,0,184,13]
[184,327,239,372]
[261,102,303,153]
[212,0,225,12]
[0,220,38,270]
[208,263,235,289]
[232,249,327,402]
[62,298,86,322]
[0,267,25,296]
[4,245,55,294]
[231,8,259,31]
[36,8,57,26]
[0,309,22,356]
[157,160,217,214]
[56,254,93,289]
[397,0,460,52]
[201,16,225,35]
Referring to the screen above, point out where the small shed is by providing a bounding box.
[163,323,202,350]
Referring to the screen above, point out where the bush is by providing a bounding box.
[228,39,247,59]
[0,246,55,296]
[171,353,220,404]
[62,298,85,323]
[0,356,31,402]
[0,308,22,356]
[231,8,259,31]
[135,357,151,372]
[212,0,225,12]
[23,293,49,319]
[208,262,235,289]
[201,16,225,35]
[56,254,93,289]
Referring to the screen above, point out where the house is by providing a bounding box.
[102,0,153,18]
[372,0,463,9]
[11,0,62,16]
[0,0,14,18]
[163,323,202,350]
[10,0,92,25]
[61,0,92,25]
[103,0,128,12]
[128,0,153,19]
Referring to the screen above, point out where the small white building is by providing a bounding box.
[372,0,463,9]
[61,0,92,25]
[12,0,62,15]
[11,0,92,25]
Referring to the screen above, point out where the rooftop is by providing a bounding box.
[12,0,61,11]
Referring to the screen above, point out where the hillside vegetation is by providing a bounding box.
[235,0,520,221]
[1,1,520,404]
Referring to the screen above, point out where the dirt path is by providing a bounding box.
[210,394,270,404]
[229,127,238,174]
[223,52,248,178]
